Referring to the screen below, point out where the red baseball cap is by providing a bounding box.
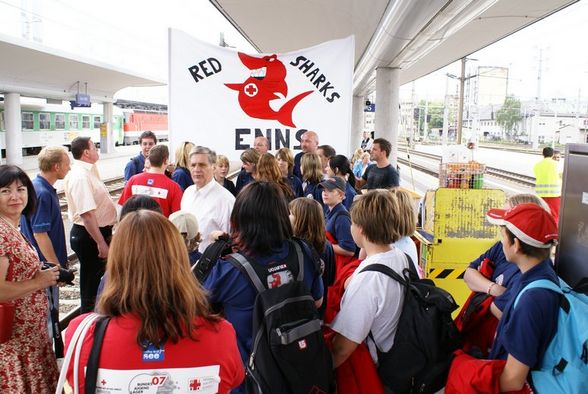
[487,203,558,248]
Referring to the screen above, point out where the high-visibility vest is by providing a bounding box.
[533,158,561,197]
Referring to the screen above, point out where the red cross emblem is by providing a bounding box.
[189,378,201,391]
[101,379,107,385]
[244,83,258,97]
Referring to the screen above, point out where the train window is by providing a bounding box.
[82,115,90,129]
[22,112,34,130]
[55,114,65,130]
[93,116,102,129]
[69,114,79,129]
[0,111,4,131]
[39,113,51,130]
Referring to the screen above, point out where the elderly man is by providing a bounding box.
[64,137,117,313]
[119,145,183,217]
[181,146,235,252]
[124,130,157,181]
[293,130,319,179]
[254,136,270,154]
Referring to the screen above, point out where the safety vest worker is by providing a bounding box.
[533,149,561,198]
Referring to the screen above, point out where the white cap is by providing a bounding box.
[169,210,199,240]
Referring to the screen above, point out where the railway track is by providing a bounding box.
[399,149,536,187]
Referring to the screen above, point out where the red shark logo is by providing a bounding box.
[226,53,313,127]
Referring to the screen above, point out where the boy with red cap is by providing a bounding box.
[486,203,559,391]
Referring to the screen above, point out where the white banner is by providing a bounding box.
[168,29,354,161]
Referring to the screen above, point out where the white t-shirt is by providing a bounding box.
[331,247,408,363]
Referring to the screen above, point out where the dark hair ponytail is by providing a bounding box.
[329,155,355,189]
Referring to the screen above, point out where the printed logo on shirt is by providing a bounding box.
[142,343,165,362]
[96,366,220,393]
[132,185,170,199]
[495,274,504,286]
[147,178,154,185]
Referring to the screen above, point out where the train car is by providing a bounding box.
[122,111,168,145]
[0,99,168,156]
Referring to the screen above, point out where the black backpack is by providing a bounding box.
[228,240,333,394]
[360,262,461,394]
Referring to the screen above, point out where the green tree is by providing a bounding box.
[496,96,522,140]
[417,100,444,136]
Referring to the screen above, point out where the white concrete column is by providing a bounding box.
[5,93,23,165]
[375,67,400,167]
[350,95,365,154]
[100,102,114,154]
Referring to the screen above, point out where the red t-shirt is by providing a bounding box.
[65,313,244,393]
[119,172,183,217]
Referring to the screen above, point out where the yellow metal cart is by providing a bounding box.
[414,188,506,312]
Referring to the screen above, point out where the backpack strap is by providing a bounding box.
[290,239,305,282]
[228,253,267,293]
[84,316,111,394]
[514,279,563,309]
[360,263,408,288]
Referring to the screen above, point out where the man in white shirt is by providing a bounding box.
[64,137,117,313]
[181,146,235,252]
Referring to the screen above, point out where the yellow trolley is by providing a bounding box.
[414,188,506,313]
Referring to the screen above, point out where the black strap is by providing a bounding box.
[360,263,408,287]
[47,287,64,358]
[85,317,111,394]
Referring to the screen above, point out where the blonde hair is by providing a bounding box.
[38,146,67,172]
[289,197,326,254]
[350,190,402,244]
[98,210,216,346]
[351,148,364,165]
[301,153,323,184]
[389,189,417,237]
[217,155,230,168]
[276,148,295,174]
[174,142,194,169]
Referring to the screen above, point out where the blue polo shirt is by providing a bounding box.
[171,166,193,191]
[489,259,559,368]
[203,240,323,364]
[293,151,304,180]
[303,181,324,206]
[235,169,254,193]
[343,182,357,211]
[469,241,521,311]
[287,174,303,197]
[325,203,356,253]
[20,175,67,267]
[124,152,145,181]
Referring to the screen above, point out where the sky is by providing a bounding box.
[402,0,588,105]
[1,0,587,106]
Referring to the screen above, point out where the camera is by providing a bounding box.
[42,263,75,285]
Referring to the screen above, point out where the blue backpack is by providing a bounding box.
[514,278,588,393]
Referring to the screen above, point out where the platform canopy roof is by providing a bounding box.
[0,33,164,103]
[210,0,577,96]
